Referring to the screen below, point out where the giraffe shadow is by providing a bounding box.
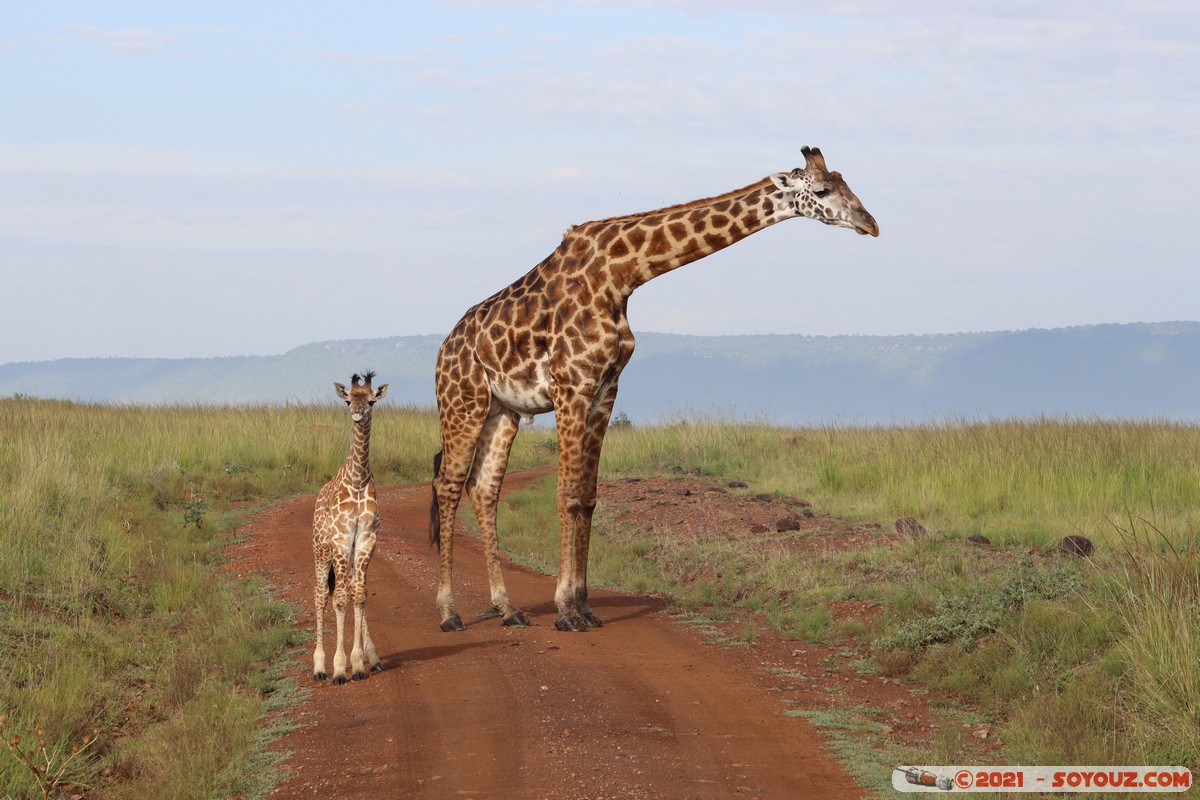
[383,638,507,667]
[519,593,668,627]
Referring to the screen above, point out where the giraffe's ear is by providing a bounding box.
[334,382,350,401]
[372,384,390,402]
[770,172,796,190]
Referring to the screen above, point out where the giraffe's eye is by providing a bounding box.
[813,188,831,199]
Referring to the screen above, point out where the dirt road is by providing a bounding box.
[228,469,866,799]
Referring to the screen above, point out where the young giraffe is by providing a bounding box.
[430,146,878,633]
[313,371,389,683]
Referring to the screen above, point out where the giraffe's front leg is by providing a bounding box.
[349,522,380,680]
[551,476,599,632]
[551,395,596,632]
[349,600,368,680]
[573,496,601,630]
[573,381,619,629]
[360,615,382,674]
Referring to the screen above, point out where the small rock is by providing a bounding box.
[967,534,991,545]
[754,493,776,503]
[895,517,927,537]
[728,480,749,489]
[1058,535,1094,557]
[782,497,811,507]
[749,524,769,534]
[776,517,802,533]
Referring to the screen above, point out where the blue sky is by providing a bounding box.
[2,1,1198,364]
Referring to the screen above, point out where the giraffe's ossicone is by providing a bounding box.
[313,371,389,683]
[429,146,878,633]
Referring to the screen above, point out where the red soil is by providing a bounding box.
[226,469,976,799]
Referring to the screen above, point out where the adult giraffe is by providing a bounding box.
[430,146,878,633]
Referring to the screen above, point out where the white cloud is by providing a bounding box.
[550,165,584,180]
[61,23,175,55]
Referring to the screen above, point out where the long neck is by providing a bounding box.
[343,416,372,486]
[578,177,789,294]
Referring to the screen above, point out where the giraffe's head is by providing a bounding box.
[769,146,879,237]
[334,371,389,423]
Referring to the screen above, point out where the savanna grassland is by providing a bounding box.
[1,397,1197,798]
[499,418,1200,781]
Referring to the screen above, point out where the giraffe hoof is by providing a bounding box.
[582,612,603,628]
[502,611,530,628]
[313,672,327,681]
[332,675,348,686]
[554,616,586,632]
[352,671,367,681]
[440,615,466,632]
[371,662,385,672]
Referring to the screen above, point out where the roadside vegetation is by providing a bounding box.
[500,416,1200,781]
[1,398,1195,797]
[0,398,541,799]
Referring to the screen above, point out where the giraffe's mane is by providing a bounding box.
[569,176,776,232]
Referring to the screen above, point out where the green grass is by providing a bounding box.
[599,416,1200,544]
[4,400,1198,796]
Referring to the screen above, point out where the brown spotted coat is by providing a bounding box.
[430,147,878,632]
[313,371,389,682]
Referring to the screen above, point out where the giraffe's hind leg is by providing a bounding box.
[466,406,527,627]
[329,537,353,684]
[361,519,383,672]
[312,536,334,680]
[433,414,487,632]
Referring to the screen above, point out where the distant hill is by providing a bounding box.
[3,323,1198,425]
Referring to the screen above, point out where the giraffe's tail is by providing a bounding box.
[428,449,443,549]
